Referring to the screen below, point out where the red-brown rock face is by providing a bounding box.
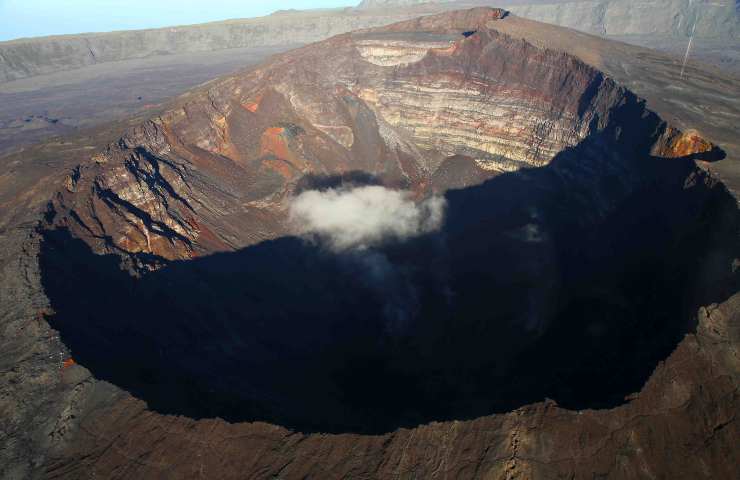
[49,7,715,261]
[29,8,739,480]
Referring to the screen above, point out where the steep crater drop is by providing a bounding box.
[38,9,739,435]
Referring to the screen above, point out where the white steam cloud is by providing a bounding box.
[289,185,446,251]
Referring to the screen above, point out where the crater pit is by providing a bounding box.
[37,10,739,435]
[40,139,738,434]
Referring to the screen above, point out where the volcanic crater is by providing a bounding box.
[38,8,739,436]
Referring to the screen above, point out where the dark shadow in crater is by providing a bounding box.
[294,171,381,193]
[40,133,739,434]
[694,145,726,162]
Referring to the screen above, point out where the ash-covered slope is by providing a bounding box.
[0,7,432,83]
[360,0,740,38]
[2,7,739,480]
[505,0,739,38]
[3,0,738,84]
[359,0,456,6]
[362,0,740,72]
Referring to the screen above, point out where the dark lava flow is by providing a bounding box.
[40,134,739,434]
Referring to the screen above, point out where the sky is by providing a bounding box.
[0,0,357,41]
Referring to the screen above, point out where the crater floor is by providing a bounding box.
[40,137,739,434]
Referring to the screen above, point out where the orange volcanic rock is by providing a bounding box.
[655,127,715,158]
[260,127,290,159]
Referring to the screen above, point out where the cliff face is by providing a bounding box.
[2,7,739,480]
[50,7,708,261]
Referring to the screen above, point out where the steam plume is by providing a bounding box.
[289,185,446,251]
[289,185,447,335]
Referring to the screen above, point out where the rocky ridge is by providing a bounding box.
[49,8,717,261]
[359,0,740,38]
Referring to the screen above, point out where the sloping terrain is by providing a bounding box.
[0,5,436,155]
[369,0,740,74]
[2,0,737,83]
[2,0,737,157]
[0,45,295,157]
[0,7,738,479]
[0,6,437,83]
[360,0,740,38]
